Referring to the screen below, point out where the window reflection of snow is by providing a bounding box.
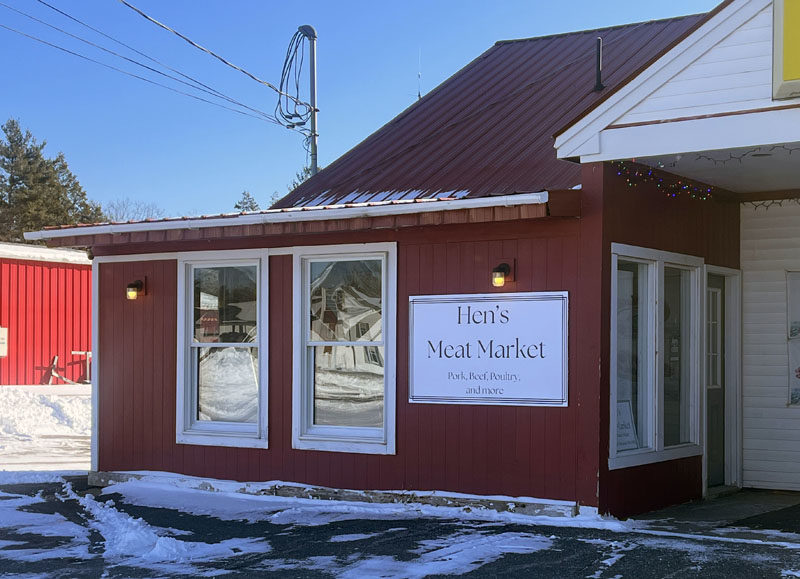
[312,346,384,428]
[197,347,258,423]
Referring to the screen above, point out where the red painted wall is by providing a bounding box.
[0,258,92,385]
[589,162,740,516]
[93,163,738,515]
[96,217,604,507]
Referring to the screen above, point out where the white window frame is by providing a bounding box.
[176,250,269,448]
[609,243,703,470]
[292,242,397,455]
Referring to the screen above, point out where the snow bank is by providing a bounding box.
[0,471,83,484]
[0,387,90,437]
[106,477,630,531]
[0,386,90,471]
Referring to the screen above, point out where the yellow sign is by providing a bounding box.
[785,0,800,81]
[775,0,800,98]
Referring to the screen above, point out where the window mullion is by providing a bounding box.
[655,261,665,452]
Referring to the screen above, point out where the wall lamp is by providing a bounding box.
[491,262,513,288]
[126,279,146,300]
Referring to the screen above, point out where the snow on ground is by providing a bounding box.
[106,477,628,531]
[259,530,553,578]
[1,474,800,577]
[59,482,269,576]
[0,385,90,471]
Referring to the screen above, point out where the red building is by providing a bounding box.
[0,242,92,385]
[27,0,800,516]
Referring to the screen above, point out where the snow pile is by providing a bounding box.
[61,483,269,574]
[0,386,91,470]
[107,476,629,531]
[0,387,90,437]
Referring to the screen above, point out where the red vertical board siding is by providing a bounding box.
[96,217,603,507]
[0,258,91,385]
[596,162,740,516]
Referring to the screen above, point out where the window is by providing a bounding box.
[610,244,702,469]
[177,252,268,448]
[293,243,396,454]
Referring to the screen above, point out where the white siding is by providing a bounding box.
[616,4,800,126]
[741,202,800,490]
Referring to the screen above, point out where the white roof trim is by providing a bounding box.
[0,242,90,264]
[554,0,768,160]
[24,191,549,241]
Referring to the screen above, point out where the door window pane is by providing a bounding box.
[193,266,257,343]
[196,346,258,423]
[706,287,722,389]
[664,267,692,446]
[311,345,384,427]
[309,260,382,342]
[616,261,650,451]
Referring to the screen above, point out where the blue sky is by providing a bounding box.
[0,0,720,217]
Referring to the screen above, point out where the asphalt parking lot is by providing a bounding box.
[2,476,800,578]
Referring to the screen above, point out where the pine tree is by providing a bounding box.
[234,190,260,212]
[0,119,105,242]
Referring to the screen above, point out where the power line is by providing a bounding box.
[1,1,277,123]
[0,22,278,123]
[117,0,312,112]
[34,0,275,120]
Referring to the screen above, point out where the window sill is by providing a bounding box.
[608,444,702,471]
[294,434,394,455]
[177,431,267,449]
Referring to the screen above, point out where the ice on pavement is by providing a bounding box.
[1,475,799,577]
[261,530,553,577]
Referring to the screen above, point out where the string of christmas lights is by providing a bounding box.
[744,198,800,211]
[612,160,715,201]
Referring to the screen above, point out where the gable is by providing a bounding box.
[555,0,800,163]
[614,4,775,126]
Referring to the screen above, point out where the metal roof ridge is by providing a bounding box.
[493,12,708,46]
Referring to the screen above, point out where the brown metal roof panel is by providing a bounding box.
[274,13,707,209]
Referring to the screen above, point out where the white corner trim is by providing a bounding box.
[24,192,549,242]
[91,259,99,472]
[555,0,769,159]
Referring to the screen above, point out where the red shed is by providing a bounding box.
[0,242,92,385]
[27,0,800,517]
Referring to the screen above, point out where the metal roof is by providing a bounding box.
[25,191,549,241]
[274,13,708,209]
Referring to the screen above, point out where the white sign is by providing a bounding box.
[409,292,568,406]
[616,401,639,451]
[0,327,7,358]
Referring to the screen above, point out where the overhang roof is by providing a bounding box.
[0,241,90,264]
[274,12,709,209]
